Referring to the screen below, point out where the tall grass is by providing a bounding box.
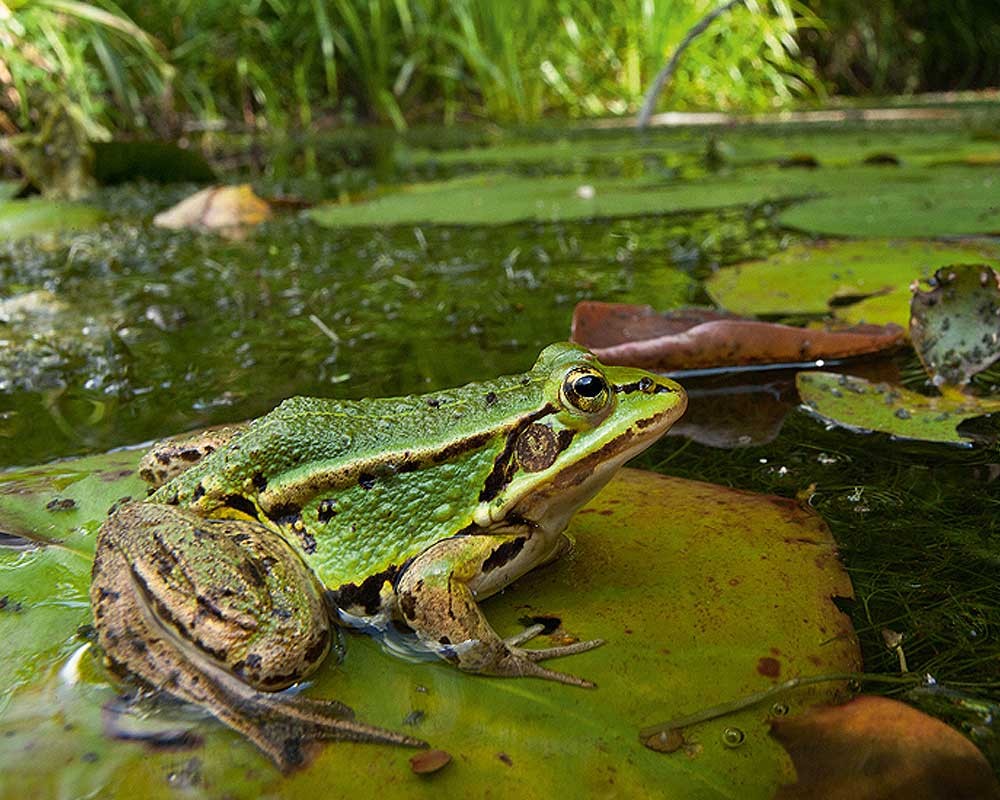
[3,0,820,149]
[0,0,171,139]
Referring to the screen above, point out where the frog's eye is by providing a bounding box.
[561,368,611,414]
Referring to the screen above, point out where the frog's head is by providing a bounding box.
[474,342,686,534]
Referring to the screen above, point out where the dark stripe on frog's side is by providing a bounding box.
[481,536,527,572]
[257,404,559,513]
[328,566,399,616]
[478,404,558,502]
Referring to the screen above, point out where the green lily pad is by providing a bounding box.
[311,166,1000,237]
[0,198,105,240]
[777,166,1000,237]
[910,265,1000,387]
[706,240,1000,327]
[796,371,1000,446]
[1,452,859,798]
[719,129,1000,169]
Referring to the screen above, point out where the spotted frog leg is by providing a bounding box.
[91,503,424,771]
[394,530,604,687]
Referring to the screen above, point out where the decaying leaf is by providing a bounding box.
[771,695,1000,800]
[910,264,1000,388]
[153,184,271,235]
[570,301,904,370]
[796,371,1000,446]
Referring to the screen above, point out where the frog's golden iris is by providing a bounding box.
[90,342,687,770]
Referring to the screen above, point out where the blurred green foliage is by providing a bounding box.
[2,0,813,143]
[800,0,1000,95]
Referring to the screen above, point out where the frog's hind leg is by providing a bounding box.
[393,530,603,688]
[91,503,424,771]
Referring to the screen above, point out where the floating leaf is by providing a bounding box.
[570,301,904,370]
[707,240,1000,327]
[0,198,105,240]
[1,450,859,798]
[910,264,1000,387]
[778,166,1000,237]
[771,696,1000,800]
[796,371,1000,446]
[311,166,1000,237]
[153,184,271,235]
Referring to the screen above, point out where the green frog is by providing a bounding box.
[90,343,686,770]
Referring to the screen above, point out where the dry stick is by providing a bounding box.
[636,0,747,130]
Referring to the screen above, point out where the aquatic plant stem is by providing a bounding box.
[638,672,924,740]
[636,0,746,129]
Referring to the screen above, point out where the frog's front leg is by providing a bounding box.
[91,503,424,770]
[394,531,603,687]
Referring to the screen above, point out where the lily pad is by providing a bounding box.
[310,166,1000,237]
[1,451,859,798]
[570,301,904,370]
[707,240,1000,328]
[796,372,1000,446]
[910,265,1000,387]
[0,198,105,240]
[778,166,1000,237]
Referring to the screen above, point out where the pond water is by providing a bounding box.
[2,113,999,775]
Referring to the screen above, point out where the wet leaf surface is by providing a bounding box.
[0,198,105,239]
[0,453,858,799]
[707,240,1000,327]
[311,166,1000,237]
[796,372,1000,446]
[771,695,1000,800]
[910,265,1000,387]
[570,301,904,370]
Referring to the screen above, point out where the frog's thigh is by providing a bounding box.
[91,502,332,695]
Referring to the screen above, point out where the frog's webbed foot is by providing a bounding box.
[92,502,425,771]
[496,625,604,687]
[394,533,604,689]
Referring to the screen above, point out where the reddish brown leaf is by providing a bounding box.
[409,749,452,775]
[770,695,1000,800]
[571,301,904,370]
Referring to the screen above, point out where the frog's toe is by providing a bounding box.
[515,638,605,662]
[495,652,598,689]
[503,623,547,648]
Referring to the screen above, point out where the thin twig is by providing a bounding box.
[637,0,746,129]
[638,672,924,740]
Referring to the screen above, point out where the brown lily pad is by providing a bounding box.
[910,264,1000,388]
[570,301,904,370]
[152,184,271,236]
[771,695,1000,800]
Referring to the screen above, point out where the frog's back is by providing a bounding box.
[154,368,552,589]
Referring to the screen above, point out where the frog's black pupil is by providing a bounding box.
[574,374,605,398]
